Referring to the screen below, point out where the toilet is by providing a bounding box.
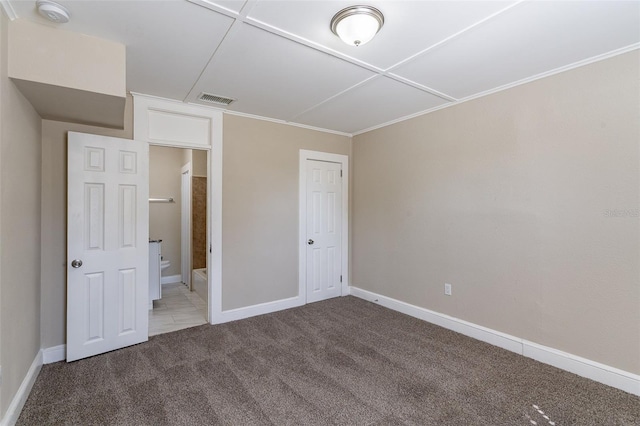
[160,259,171,273]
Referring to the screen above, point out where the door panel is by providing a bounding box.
[306,160,342,303]
[67,132,149,362]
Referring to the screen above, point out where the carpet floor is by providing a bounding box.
[18,296,639,425]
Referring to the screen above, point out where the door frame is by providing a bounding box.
[133,94,222,325]
[298,150,349,302]
[147,144,219,324]
[180,162,192,289]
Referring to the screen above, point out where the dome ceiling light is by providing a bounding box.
[330,5,384,47]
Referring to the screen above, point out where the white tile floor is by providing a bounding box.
[149,282,208,336]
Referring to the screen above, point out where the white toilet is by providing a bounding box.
[149,241,172,310]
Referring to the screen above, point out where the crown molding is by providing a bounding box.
[354,44,640,136]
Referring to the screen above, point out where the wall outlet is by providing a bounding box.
[444,283,452,296]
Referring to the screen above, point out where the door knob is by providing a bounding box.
[307,239,314,245]
[71,259,83,268]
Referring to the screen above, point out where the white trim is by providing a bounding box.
[355,44,640,136]
[349,287,521,354]
[299,150,350,303]
[522,341,640,397]
[0,0,17,20]
[161,274,182,285]
[217,296,304,324]
[180,163,192,289]
[349,286,640,396]
[187,0,242,18]
[133,93,219,149]
[221,109,353,138]
[0,351,42,426]
[42,345,66,364]
[132,93,222,327]
[132,91,352,138]
[209,108,223,325]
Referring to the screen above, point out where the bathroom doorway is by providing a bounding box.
[148,146,209,336]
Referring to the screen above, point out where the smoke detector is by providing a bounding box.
[36,0,70,24]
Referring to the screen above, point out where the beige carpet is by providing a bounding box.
[18,296,640,425]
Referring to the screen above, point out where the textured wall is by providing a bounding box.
[352,51,639,374]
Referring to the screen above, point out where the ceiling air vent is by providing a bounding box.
[197,92,235,106]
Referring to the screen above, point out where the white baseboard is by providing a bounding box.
[349,286,522,354]
[349,286,640,396]
[0,350,43,426]
[161,274,182,285]
[522,340,640,396]
[42,345,66,364]
[216,295,304,324]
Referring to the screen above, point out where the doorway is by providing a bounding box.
[148,146,209,336]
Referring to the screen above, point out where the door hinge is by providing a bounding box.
[209,244,212,254]
[340,170,343,177]
[340,275,342,283]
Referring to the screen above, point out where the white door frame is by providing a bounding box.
[147,142,220,325]
[180,163,192,289]
[134,94,222,325]
[299,150,349,301]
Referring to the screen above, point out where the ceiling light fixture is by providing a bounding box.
[36,0,70,24]
[330,5,384,47]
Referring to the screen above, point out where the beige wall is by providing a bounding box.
[40,97,133,350]
[8,19,125,97]
[192,149,207,176]
[352,51,640,374]
[0,12,42,417]
[8,19,126,129]
[222,115,351,310]
[149,145,183,277]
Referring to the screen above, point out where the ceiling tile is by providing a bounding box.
[392,1,640,99]
[294,77,450,134]
[187,23,376,120]
[247,0,516,70]
[10,0,235,101]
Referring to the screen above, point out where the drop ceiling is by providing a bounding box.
[4,0,640,135]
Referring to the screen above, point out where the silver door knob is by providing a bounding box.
[71,259,83,268]
[308,239,314,245]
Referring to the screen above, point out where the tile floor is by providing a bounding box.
[149,282,208,336]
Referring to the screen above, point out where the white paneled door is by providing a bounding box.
[306,160,342,303]
[67,132,149,362]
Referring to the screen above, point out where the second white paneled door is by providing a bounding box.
[67,132,149,362]
[306,160,343,303]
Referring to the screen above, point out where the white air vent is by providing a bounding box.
[197,92,235,106]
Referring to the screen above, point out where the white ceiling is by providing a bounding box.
[5,0,640,135]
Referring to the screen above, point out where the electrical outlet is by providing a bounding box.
[444,283,452,296]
